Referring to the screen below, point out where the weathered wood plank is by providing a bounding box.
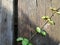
[0,0,13,45]
[0,0,2,45]
[18,0,36,37]
[18,0,37,45]
[34,0,51,45]
[18,0,60,45]
[51,0,60,41]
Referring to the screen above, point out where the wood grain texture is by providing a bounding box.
[0,0,2,44]
[0,0,13,45]
[18,0,60,45]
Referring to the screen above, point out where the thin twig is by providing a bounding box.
[29,0,38,40]
[29,32,37,40]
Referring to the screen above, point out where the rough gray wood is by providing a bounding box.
[0,0,2,44]
[0,0,13,45]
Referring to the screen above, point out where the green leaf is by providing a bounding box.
[42,16,49,20]
[47,18,51,21]
[36,27,41,33]
[41,30,46,36]
[22,38,29,45]
[50,7,57,11]
[45,16,49,18]
[16,37,23,41]
[48,20,55,25]
[28,43,32,45]
[42,16,45,19]
[47,19,55,25]
[56,12,60,15]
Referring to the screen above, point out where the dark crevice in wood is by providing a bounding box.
[13,0,18,45]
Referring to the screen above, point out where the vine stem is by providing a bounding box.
[30,12,55,40]
[30,0,57,40]
[29,0,60,41]
[41,13,54,29]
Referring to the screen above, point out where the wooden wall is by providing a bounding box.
[0,0,13,45]
[0,0,60,45]
[18,0,60,45]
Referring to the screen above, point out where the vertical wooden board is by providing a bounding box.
[0,0,2,29]
[37,0,51,27]
[43,0,60,45]
[51,0,60,42]
[18,0,29,37]
[0,0,13,45]
[0,0,2,44]
[37,0,46,27]
[44,0,53,36]
[18,0,60,45]
[0,0,2,24]
[27,0,37,25]
[18,0,37,37]
[37,0,60,45]
[37,0,52,27]
[36,0,51,45]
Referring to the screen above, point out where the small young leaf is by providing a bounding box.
[50,7,57,11]
[48,20,55,25]
[42,16,49,20]
[47,18,51,21]
[28,43,32,45]
[56,12,60,15]
[41,30,46,36]
[22,38,29,45]
[16,37,23,41]
[42,16,45,19]
[36,27,41,33]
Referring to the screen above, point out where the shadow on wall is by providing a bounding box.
[18,9,60,45]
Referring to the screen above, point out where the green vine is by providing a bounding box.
[16,7,60,45]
